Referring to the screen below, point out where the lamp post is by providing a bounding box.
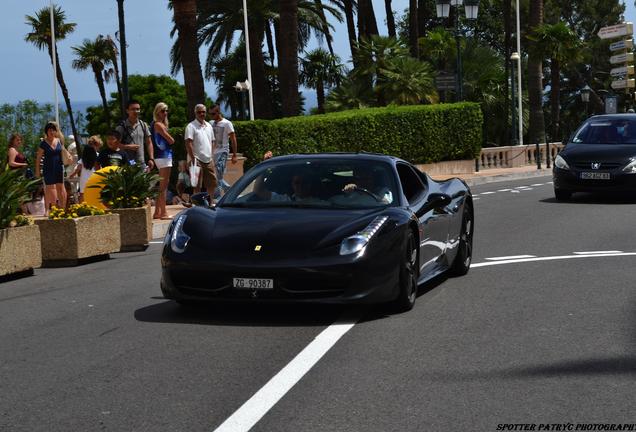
[234,81,251,120]
[581,84,591,117]
[241,0,255,120]
[510,52,520,146]
[435,0,479,101]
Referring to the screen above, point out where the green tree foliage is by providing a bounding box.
[300,49,346,113]
[0,101,68,164]
[85,75,204,136]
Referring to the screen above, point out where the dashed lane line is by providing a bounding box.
[485,255,536,261]
[474,252,636,268]
[573,250,623,255]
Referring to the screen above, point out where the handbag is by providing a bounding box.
[189,161,201,187]
[61,145,74,166]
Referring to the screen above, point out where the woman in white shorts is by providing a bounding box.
[151,102,175,219]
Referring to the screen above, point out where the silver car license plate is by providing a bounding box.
[581,172,610,180]
[233,278,274,289]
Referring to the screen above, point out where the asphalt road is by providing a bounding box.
[2,175,636,431]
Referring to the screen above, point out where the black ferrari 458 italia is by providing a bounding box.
[161,153,474,312]
[553,114,636,200]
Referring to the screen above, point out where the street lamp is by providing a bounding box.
[234,80,251,120]
[435,0,479,101]
[241,0,255,120]
[510,52,520,146]
[581,84,592,117]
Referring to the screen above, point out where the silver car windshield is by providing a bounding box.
[222,160,398,209]
[572,119,636,145]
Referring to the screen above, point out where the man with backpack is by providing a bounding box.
[116,99,155,171]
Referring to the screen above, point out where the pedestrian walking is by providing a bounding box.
[116,99,155,171]
[35,122,67,213]
[184,104,217,195]
[151,102,175,220]
[208,104,237,198]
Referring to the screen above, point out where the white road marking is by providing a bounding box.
[511,190,520,193]
[531,183,544,187]
[480,191,495,195]
[548,181,554,184]
[149,241,164,244]
[497,189,512,192]
[473,197,480,200]
[472,252,636,268]
[573,250,623,255]
[486,255,536,261]
[520,187,533,190]
[514,186,529,189]
[213,311,361,432]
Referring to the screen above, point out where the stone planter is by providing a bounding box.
[0,224,42,278]
[112,205,152,252]
[35,213,121,267]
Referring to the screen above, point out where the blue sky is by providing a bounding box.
[1,0,634,106]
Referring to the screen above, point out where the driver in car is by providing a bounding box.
[341,166,393,204]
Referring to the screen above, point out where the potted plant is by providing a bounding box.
[35,203,121,266]
[0,168,42,278]
[91,165,160,252]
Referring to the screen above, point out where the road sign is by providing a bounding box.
[435,73,456,91]
[610,39,634,51]
[610,52,635,64]
[598,22,634,40]
[611,78,636,89]
[610,65,635,77]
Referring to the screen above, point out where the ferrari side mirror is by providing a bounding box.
[190,192,210,207]
[426,192,452,208]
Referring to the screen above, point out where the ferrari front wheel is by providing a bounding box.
[390,230,419,313]
[450,205,473,276]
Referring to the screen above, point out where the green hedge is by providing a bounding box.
[169,103,482,171]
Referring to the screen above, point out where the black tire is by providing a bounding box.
[450,205,473,276]
[554,188,572,201]
[390,230,419,313]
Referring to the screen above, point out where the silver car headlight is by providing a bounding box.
[554,155,570,170]
[170,214,190,253]
[622,158,636,173]
[340,216,388,256]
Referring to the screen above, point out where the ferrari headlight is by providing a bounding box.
[554,155,570,170]
[622,158,636,173]
[170,214,190,253]
[339,216,388,256]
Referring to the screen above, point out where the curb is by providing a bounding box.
[461,168,553,187]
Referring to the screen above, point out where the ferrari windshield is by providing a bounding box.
[222,159,399,209]
[571,119,636,145]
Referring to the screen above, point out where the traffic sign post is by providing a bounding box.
[599,22,635,111]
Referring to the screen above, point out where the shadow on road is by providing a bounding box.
[542,192,636,205]
[134,300,349,327]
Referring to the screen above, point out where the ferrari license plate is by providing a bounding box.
[581,172,610,180]
[233,278,274,289]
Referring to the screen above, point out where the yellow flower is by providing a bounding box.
[72,213,78,218]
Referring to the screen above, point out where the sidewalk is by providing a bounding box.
[150,164,554,239]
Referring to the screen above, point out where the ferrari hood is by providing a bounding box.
[184,207,385,259]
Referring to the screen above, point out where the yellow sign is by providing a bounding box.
[254,245,262,251]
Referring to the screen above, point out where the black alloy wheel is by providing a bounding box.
[391,230,419,313]
[554,188,572,201]
[450,205,473,276]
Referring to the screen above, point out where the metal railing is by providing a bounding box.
[476,143,564,171]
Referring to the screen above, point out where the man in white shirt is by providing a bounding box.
[184,104,217,194]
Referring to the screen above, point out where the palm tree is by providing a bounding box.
[530,22,582,142]
[172,0,206,121]
[104,35,124,117]
[408,0,418,57]
[353,35,409,106]
[300,49,345,113]
[379,57,437,105]
[279,0,300,117]
[25,5,79,142]
[385,0,396,38]
[71,36,113,122]
[325,77,374,111]
[526,0,546,145]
